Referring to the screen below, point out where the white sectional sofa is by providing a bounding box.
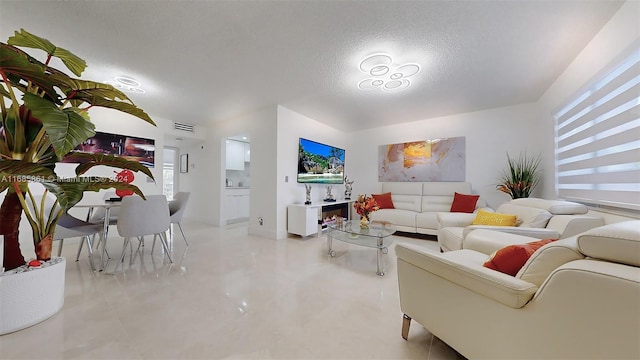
[368,182,485,235]
[437,197,604,251]
[396,220,640,359]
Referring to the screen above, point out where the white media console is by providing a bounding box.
[287,199,355,237]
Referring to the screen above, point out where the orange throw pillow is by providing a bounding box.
[483,239,558,276]
[371,192,394,209]
[450,192,480,213]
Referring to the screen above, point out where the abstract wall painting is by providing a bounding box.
[378,137,465,182]
[62,131,155,167]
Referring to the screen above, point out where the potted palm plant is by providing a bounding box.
[0,28,155,270]
[496,151,542,199]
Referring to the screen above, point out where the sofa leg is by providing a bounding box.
[402,314,411,340]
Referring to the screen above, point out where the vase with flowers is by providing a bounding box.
[353,194,380,229]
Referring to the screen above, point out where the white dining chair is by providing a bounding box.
[86,191,118,243]
[55,214,104,270]
[169,192,190,246]
[114,195,172,272]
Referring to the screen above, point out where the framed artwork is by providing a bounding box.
[62,131,155,167]
[180,154,189,173]
[378,136,466,182]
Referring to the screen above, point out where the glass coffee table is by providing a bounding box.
[326,220,396,276]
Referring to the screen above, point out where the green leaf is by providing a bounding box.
[23,92,95,159]
[67,152,154,180]
[8,29,86,76]
[40,177,146,209]
[0,161,56,185]
[61,79,132,102]
[82,178,146,199]
[51,47,86,77]
[0,43,58,101]
[87,97,155,126]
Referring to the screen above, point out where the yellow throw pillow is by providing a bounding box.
[472,209,518,226]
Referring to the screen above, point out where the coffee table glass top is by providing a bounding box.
[326,220,396,249]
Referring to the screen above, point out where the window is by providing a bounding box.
[554,49,640,210]
[163,147,178,200]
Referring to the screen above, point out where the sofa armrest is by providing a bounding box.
[463,229,541,254]
[546,215,604,238]
[462,225,561,240]
[396,243,538,308]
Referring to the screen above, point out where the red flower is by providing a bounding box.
[353,194,380,217]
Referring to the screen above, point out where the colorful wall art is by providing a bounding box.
[378,137,465,182]
[62,131,155,167]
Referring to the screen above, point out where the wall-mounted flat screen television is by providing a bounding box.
[297,138,345,184]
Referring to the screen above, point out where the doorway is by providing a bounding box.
[163,147,178,200]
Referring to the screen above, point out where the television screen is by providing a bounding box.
[297,138,345,184]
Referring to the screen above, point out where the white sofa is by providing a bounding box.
[396,220,640,359]
[437,197,604,251]
[368,182,485,235]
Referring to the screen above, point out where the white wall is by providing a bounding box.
[276,106,349,239]
[190,107,278,234]
[8,107,168,252]
[347,103,546,209]
[536,0,640,200]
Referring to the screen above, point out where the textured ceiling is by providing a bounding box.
[0,0,624,132]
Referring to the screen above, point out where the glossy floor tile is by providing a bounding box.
[1,222,464,359]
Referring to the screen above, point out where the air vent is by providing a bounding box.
[173,122,195,133]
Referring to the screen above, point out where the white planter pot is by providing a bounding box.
[0,258,66,335]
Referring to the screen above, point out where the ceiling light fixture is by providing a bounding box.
[358,53,421,93]
[104,76,146,94]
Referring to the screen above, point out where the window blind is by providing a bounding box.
[554,49,640,210]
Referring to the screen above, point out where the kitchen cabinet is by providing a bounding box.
[244,143,250,162]
[226,140,245,170]
[224,188,250,223]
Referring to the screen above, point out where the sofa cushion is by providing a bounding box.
[369,209,416,229]
[450,192,480,213]
[422,182,471,196]
[391,194,422,212]
[416,212,439,232]
[577,220,640,267]
[382,182,422,196]
[483,238,557,276]
[496,203,552,228]
[472,209,518,226]
[510,198,588,215]
[422,195,454,212]
[516,237,584,286]
[372,192,394,209]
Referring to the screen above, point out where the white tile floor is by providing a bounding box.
[1,222,464,359]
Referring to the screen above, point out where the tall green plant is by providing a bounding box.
[0,29,155,270]
[496,151,542,199]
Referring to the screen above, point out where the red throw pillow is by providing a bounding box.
[371,192,394,209]
[450,192,480,213]
[483,239,558,276]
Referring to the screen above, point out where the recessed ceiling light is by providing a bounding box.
[357,53,421,93]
